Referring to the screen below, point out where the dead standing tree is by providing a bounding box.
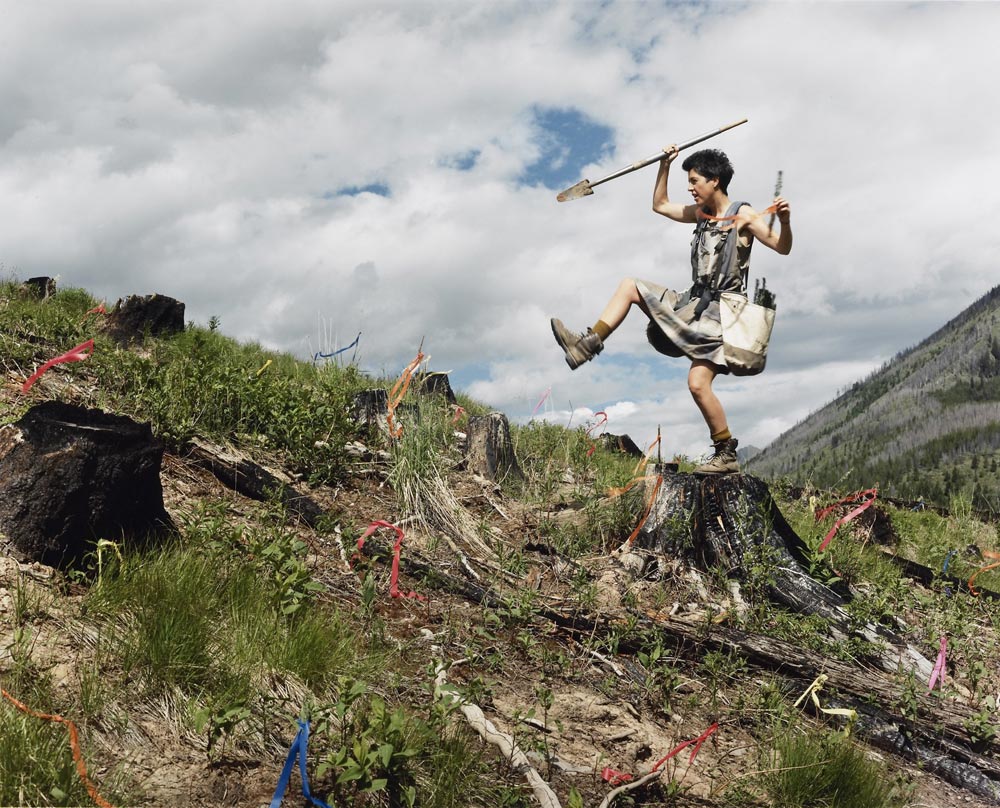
[633,470,933,678]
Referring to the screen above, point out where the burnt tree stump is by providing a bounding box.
[465,412,523,482]
[635,470,932,677]
[23,277,57,299]
[103,293,185,345]
[415,371,457,405]
[0,402,172,569]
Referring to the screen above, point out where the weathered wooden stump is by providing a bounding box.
[102,293,185,345]
[465,412,523,482]
[0,402,172,568]
[635,470,932,676]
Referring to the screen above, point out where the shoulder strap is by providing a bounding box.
[709,200,749,293]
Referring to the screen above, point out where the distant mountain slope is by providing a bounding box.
[749,285,1000,509]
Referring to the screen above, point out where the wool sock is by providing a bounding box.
[592,320,612,341]
[711,427,732,443]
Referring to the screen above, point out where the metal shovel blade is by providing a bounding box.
[556,180,594,203]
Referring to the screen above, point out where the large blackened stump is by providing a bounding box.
[103,293,185,345]
[0,402,172,568]
[635,470,932,677]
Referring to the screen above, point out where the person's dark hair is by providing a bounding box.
[681,149,734,193]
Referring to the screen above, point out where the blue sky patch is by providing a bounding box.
[328,182,390,198]
[441,149,480,171]
[520,106,615,190]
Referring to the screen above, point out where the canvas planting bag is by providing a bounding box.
[719,290,774,375]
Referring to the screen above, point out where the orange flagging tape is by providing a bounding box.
[969,550,1000,596]
[386,350,425,438]
[0,688,115,808]
[695,202,780,227]
[607,436,662,498]
[626,474,663,546]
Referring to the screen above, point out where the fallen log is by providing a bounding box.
[356,538,1000,803]
[184,437,327,527]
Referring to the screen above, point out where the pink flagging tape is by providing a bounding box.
[531,387,551,417]
[927,636,947,691]
[815,488,878,552]
[355,520,426,601]
[22,339,95,393]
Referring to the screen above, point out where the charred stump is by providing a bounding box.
[0,402,172,568]
[414,371,458,405]
[102,293,185,345]
[465,412,523,482]
[23,277,57,300]
[635,470,932,677]
[600,432,643,458]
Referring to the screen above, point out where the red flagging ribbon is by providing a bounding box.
[651,722,719,771]
[22,339,95,393]
[1,688,116,808]
[598,722,719,789]
[386,350,425,438]
[600,767,633,785]
[968,550,1000,596]
[83,304,107,318]
[815,488,878,552]
[585,411,608,457]
[355,520,426,601]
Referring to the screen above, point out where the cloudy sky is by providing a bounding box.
[2,1,998,458]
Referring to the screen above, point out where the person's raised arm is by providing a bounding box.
[652,145,697,223]
[741,197,792,255]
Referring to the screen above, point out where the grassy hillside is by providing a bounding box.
[2,279,1000,808]
[750,285,1000,511]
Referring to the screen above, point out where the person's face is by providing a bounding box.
[687,170,719,207]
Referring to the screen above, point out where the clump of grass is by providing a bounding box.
[0,699,129,807]
[765,728,901,808]
[86,537,358,700]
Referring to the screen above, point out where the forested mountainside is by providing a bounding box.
[749,285,1000,509]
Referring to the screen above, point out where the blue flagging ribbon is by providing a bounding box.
[942,549,958,575]
[269,719,333,808]
[314,332,361,362]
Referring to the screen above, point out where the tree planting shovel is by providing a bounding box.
[556,118,748,203]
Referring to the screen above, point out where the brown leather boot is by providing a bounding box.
[550,318,604,370]
[693,437,740,475]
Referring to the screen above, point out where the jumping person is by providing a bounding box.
[550,145,792,474]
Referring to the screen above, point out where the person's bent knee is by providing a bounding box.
[688,377,708,399]
[617,278,640,301]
